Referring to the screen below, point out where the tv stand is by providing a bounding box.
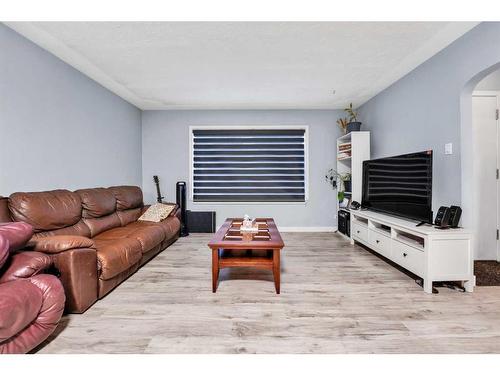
[350,210,474,293]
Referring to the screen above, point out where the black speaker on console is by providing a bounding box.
[448,205,462,228]
[176,181,189,237]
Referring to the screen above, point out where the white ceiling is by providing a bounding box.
[6,22,478,110]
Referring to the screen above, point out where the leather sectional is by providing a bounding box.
[0,186,180,313]
[0,222,65,354]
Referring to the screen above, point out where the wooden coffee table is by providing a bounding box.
[208,218,284,294]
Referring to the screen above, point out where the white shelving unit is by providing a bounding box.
[336,131,370,205]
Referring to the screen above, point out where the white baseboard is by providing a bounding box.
[278,226,338,232]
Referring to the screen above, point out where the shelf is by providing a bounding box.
[337,142,352,153]
[337,156,352,161]
[352,215,368,226]
[219,256,273,269]
[337,132,352,142]
[369,221,392,237]
[393,230,425,250]
[336,130,370,208]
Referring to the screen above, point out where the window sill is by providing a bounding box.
[190,200,308,206]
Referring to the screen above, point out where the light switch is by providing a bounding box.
[445,143,453,155]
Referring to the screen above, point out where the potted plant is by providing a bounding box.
[336,117,349,134]
[325,169,351,202]
[336,102,362,134]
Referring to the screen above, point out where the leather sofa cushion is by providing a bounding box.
[0,222,34,252]
[76,188,116,218]
[123,222,165,253]
[0,251,52,283]
[95,222,165,254]
[83,213,121,238]
[123,217,175,239]
[9,190,82,232]
[123,217,179,249]
[0,279,43,341]
[98,263,139,298]
[32,220,91,239]
[116,207,142,226]
[151,216,181,240]
[94,238,142,280]
[93,226,136,240]
[29,235,95,254]
[109,186,143,211]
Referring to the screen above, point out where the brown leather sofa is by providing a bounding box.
[0,186,180,313]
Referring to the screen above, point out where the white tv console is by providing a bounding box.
[350,210,474,293]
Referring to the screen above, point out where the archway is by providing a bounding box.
[460,62,500,264]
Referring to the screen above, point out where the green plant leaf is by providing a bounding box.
[338,191,345,202]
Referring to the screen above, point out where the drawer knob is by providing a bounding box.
[376,240,380,244]
[403,253,407,257]
[357,230,360,234]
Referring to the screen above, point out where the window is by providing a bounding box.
[190,126,308,203]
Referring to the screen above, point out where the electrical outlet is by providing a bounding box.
[445,143,453,155]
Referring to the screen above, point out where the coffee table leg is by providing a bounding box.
[273,249,280,294]
[212,248,219,293]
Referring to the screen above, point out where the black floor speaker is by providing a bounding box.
[186,211,216,233]
[176,181,189,237]
[338,209,350,237]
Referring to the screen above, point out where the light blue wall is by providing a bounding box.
[358,22,500,259]
[142,110,343,228]
[0,24,142,195]
[476,69,500,90]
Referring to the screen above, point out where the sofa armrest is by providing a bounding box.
[0,275,64,354]
[0,222,34,252]
[0,279,43,344]
[161,202,180,220]
[51,248,98,313]
[0,251,52,284]
[28,235,95,254]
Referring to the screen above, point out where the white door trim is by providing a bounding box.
[473,91,500,261]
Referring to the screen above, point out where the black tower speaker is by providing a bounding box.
[176,181,189,237]
[338,209,350,237]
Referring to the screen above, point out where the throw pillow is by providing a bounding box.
[138,203,176,222]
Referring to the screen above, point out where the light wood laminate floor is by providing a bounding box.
[37,233,500,354]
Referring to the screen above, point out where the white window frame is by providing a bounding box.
[189,125,309,205]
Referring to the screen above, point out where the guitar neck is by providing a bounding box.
[153,176,164,203]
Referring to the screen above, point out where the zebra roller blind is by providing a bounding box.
[191,127,307,202]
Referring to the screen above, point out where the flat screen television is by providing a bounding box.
[361,150,433,223]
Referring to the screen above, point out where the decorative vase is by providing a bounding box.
[346,122,362,133]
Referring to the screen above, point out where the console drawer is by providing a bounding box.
[368,229,391,258]
[352,223,368,242]
[392,240,424,277]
